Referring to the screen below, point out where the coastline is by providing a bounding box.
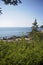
[0,34,32,42]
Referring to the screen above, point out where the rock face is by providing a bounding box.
[41,30,43,33]
[2,35,29,40]
[8,36,16,40]
[25,38,31,41]
[2,35,31,41]
[3,36,17,40]
[3,37,7,40]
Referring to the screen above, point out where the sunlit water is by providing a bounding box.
[0,27,32,39]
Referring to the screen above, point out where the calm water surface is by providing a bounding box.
[0,27,32,38]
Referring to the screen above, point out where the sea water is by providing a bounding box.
[0,27,32,38]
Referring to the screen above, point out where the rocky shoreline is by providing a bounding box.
[0,35,32,42]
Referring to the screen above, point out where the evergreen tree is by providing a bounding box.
[32,19,38,32]
[40,25,43,28]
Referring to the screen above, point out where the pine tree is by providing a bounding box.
[32,19,38,32]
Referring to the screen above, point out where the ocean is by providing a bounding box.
[0,27,32,39]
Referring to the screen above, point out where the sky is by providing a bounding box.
[0,0,43,27]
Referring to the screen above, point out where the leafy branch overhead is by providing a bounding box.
[2,0,22,5]
[0,7,2,15]
[0,0,22,14]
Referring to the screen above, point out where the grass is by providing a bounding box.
[0,32,43,65]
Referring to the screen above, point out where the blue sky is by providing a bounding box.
[0,0,43,27]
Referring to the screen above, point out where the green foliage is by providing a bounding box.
[40,25,43,28]
[0,0,22,14]
[32,19,38,32]
[2,0,21,5]
[0,32,43,65]
[0,8,2,14]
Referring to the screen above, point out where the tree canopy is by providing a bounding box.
[40,25,43,28]
[0,0,21,14]
[2,0,21,5]
[0,7,2,15]
[32,19,38,32]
